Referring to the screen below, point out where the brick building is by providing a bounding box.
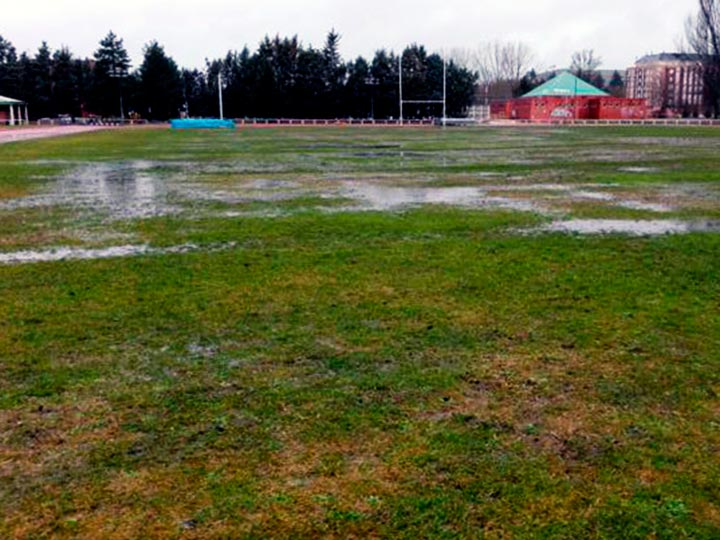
[626,53,706,117]
[491,72,647,122]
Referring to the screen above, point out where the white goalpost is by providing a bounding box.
[399,51,447,126]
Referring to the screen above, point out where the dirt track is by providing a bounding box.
[0,125,113,145]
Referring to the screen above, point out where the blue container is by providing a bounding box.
[171,118,235,130]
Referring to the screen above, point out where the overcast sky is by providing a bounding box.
[4,0,698,71]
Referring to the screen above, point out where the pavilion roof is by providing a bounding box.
[0,95,25,106]
[522,72,609,98]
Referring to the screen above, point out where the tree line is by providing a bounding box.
[2,0,717,121]
[686,0,720,116]
[0,31,477,121]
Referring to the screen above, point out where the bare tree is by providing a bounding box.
[449,42,535,100]
[476,41,533,85]
[570,49,602,82]
[448,47,474,72]
[685,0,720,116]
[450,43,533,84]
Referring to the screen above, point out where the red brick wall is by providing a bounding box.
[493,96,648,121]
[597,98,648,120]
[490,101,509,119]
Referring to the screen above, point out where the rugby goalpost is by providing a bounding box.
[399,51,447,126]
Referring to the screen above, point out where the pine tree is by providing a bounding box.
[322,30,346,117]
[33,42,53,118]
[345,57,371,118]
[93,31,131,117]
[608,70,625,97]
[0,35,19,96]
[52,47,77,116]
[370,50,398,119]
[139,41,182,120]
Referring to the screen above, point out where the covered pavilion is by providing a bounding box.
[491,72,647,121]
[0,95,29,126]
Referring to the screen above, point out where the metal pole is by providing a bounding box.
[442,54,447,127]
[574,76,578,122]
[399,54,403,125]
[218,73,224,120]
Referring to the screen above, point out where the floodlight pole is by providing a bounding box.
[108,66,126,120]
[442,54,447,127]
[218,73,225,120]
[399,54,403,125]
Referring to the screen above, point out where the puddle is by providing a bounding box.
[0,160,716,225]
[618,167,659,173]
[485,183,618,193]
[615,201,674,213]
[0,162,179,219]
[246,179,300,189]
[570,190,616,201]
[534,219,720,236]
[339,184,542,213]
[0,242,236,265]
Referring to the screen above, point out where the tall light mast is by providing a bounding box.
[218,73,225,120]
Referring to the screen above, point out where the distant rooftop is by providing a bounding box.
[522,71,608,98]
[635,53,704,64]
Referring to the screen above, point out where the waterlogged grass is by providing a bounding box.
[0,126,719,539]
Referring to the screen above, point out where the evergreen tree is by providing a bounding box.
[16,53,34,110]
[74,58,95,117]
[139,41,182,120]
[321,30,346,117]
[370,50,399,119]
[517,69,539,96]
[181,68,211,118]
[590,73,606,92]
[1,30,480,121]
[295,47,325,117]
[345,57,371,118]
[608,70,625,97]
[32,42,53,118]
[93,31,130,117]
[0,35,19,96]
[445,59,478,117]
[52,47,77,116]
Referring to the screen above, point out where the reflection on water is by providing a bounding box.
[0,161,717,241]
[0,162,176,219]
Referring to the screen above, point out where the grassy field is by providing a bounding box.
[1,126,719,539]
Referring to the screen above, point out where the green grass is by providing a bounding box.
[0,126,719,539]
